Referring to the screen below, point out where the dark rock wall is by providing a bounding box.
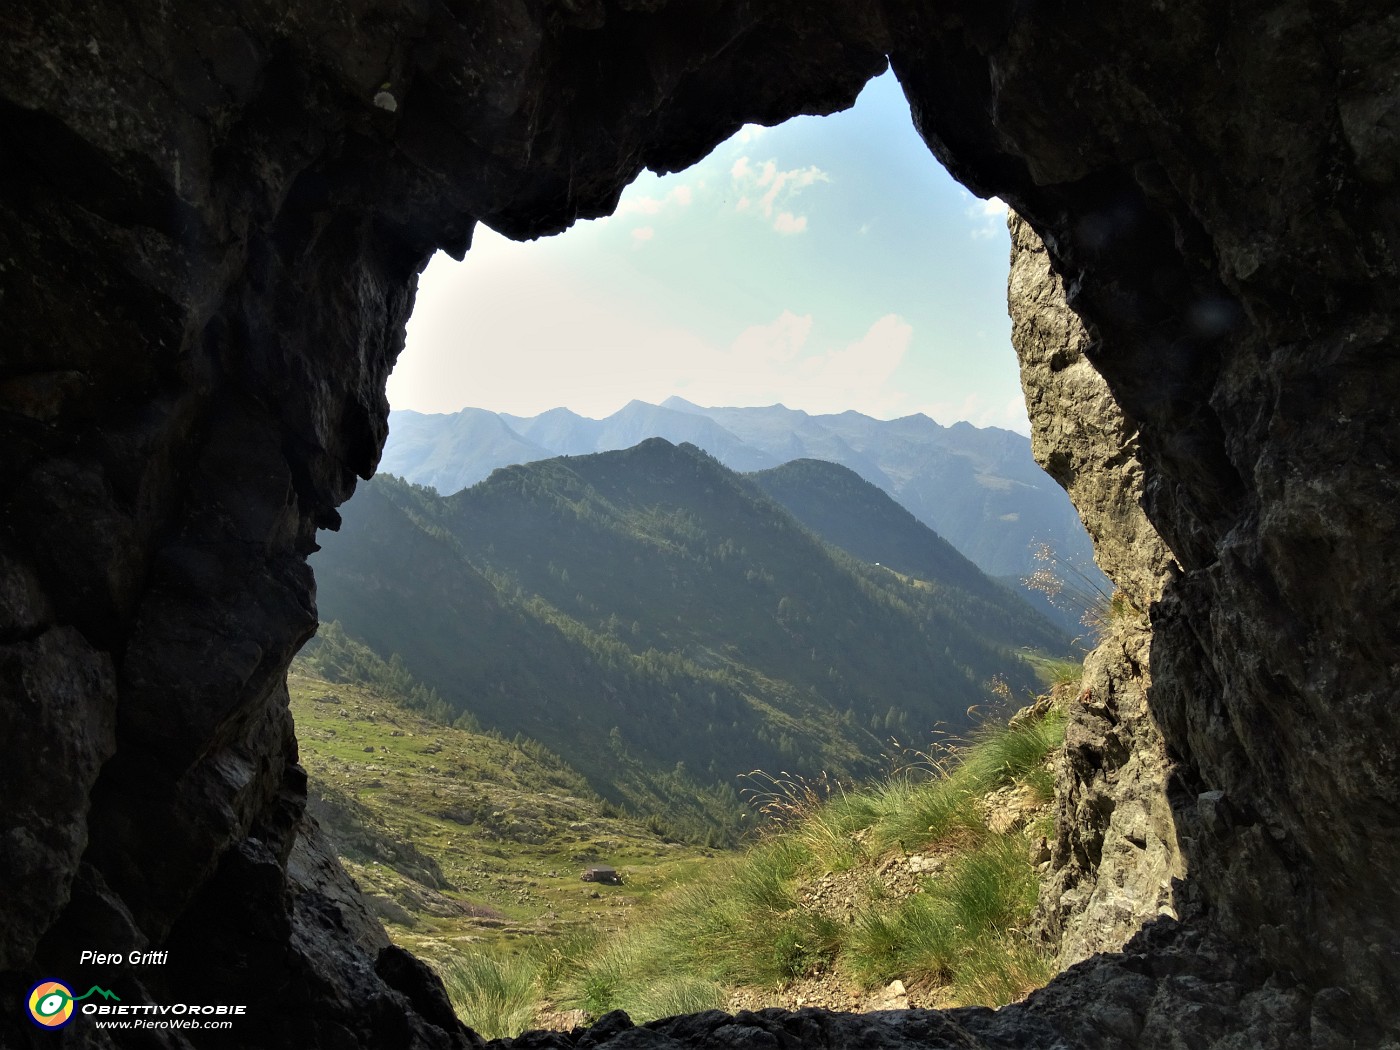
[2,0,1398,1046]
[929,3,1400,1023]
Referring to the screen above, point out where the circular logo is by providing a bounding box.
[27,981,75,1028]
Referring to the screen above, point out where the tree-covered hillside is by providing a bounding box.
[748,459,1066,654]
[311,440,1066,839]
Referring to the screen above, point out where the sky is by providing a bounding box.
[389,69,1029,434]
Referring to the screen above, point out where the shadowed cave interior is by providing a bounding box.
[1,1,1398,1047]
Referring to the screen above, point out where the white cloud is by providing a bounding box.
[730,155,830,234]
[616,184,695,218]
[734,123,768,144]
[1003,395,1031,433]
[794,315,913,412]
[665,313,915,417]
[967,196,1010,240]
[730,311,813,367]
[631,226,655,244]
[756,164,827,218]
[773,212,807,235]
[399,239,1022,429]
[617,196,663,217]
[393,233,716,418]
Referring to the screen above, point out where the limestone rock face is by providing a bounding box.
[2,0,1399,1047]
[1007,217,1179,609]
[1008,213,1187,967]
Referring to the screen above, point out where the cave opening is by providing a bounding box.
[295,68,1123,1036]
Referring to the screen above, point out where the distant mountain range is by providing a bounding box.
[378,399,1100,591]
[313,441,1068,836]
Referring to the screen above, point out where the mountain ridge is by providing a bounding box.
[382,401,1100,586]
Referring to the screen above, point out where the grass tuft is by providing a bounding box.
[950,937,1056,1008]
[845,832,1043,996]
[627,976,727,1022]
[441,950,540,1040]
[847,892,957,987]
[959,710,1066,795]
[942,835,1039,933]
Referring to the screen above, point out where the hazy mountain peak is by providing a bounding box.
[378,406,552,496]
[505,405,591,425]
[379,401,1102,583]
[659,395,705,413]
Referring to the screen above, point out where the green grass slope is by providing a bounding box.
[430,682,1077,1038]
[546,700,1068,1021]
[288,662,711,969]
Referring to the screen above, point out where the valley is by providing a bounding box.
[310,439,1068,841]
